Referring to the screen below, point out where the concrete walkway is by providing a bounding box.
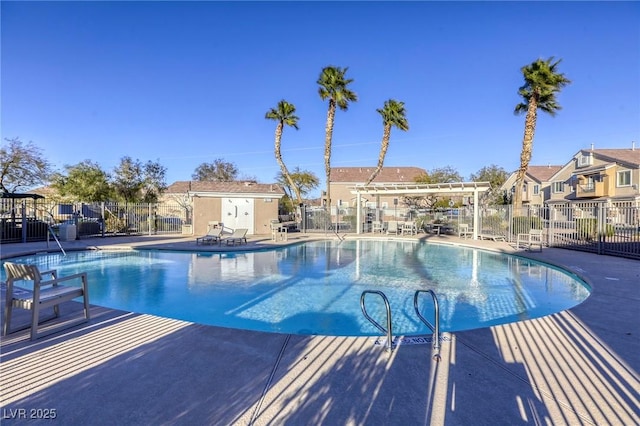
[1,233,638,425]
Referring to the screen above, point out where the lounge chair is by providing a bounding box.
[3,262,91,341]
[223,228,248,246]
[196,223,223,245]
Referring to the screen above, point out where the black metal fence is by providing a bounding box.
[1,200,190,243]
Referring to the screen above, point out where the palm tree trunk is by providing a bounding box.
[324,100,336,208]
[366,125,391,185]
[513,99,538,210]
[274,123,302,204]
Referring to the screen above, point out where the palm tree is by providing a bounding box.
[265,100,301,203]
[317,66,358,208]
[366,99,409,185]
[513,57,571,210]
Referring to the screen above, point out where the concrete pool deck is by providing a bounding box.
[0,233,638,425]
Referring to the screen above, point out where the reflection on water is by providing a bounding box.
[2,241,591,336]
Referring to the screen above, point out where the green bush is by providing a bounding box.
[575,218,615,239]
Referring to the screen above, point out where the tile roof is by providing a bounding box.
[526,165,563,182]
[330,167,427,183]
[166,181,285,195]
[583,148,640,166]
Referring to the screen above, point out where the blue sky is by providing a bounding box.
[2,1,639,197]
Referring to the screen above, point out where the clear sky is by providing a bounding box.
[2,1,639,197]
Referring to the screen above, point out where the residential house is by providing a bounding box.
[501,165,563,205]
[327,166,427,209]
[164,181,285,236]
[542,147,640,206]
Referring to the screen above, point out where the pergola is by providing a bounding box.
[349,181,492,239]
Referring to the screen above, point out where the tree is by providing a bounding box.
[415,166,463,184]
[317,65,357,207]
[470,165,509,205]
[276,167,320,202]
[513,57,570,209]
[192,159,238,182]
[141,160,167,203]
[112,156,144,202]
[410,166,464,209]
[265,100,301,203]
[366,99,409,185]
[0,137,52,193]
[50,160,112,202]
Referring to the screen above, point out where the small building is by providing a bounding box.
[164,181,285,236]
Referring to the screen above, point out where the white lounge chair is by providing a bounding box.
[196,223,223,245]
[3,262,91,341]
[224,228,248,246]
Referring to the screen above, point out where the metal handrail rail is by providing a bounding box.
[360,290,394,352]
[414,289,441,360]
[47,224,66,256]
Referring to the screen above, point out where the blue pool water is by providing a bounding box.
[1,240,591,336]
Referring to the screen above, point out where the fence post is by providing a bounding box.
[597,202,606,255]
[101,202,106,237]
[547,205,554,247]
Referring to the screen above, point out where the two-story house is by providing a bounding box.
[501,165,563,205]
[543,147,640,206]
[327,166,427,209]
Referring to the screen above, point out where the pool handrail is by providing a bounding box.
[414,289,441,360]
[360,290,394,352]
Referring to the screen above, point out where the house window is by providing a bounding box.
[617,170,631,187]
[533,185,540,195]
[552,182,565,193]
[578,154,593,167]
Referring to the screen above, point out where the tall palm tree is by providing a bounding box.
[317,66,358,208]
[265,100,301,203]
[366,99,409,185]
[513,57,570,210]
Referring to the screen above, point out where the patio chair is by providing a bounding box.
[516,229,543,252]
[223,228,248,246]
[458,223,473,239]
[270,220,287,242]
[3,262,91,341]
[402,221,417,235]
[386,221,399,235]
[196,222,223,245]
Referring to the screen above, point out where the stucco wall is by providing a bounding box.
[192,196,280,236]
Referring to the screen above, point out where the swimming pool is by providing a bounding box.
[2,240,591,336]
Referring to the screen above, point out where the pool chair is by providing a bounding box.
[3,262,91,341]
[386,221,399,235]
[516,229,544,252]
[458,223,474,239]
[196,225,223,245]
[223,228,248,246]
